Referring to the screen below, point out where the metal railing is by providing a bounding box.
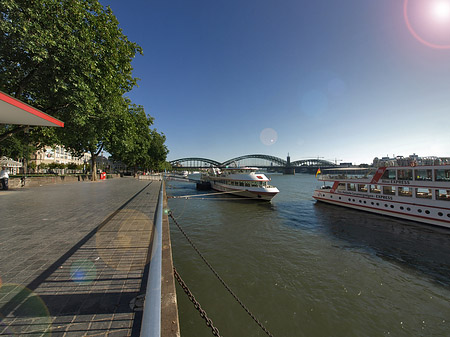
[141,181,164,337]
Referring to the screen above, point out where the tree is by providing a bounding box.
[0,0,143,180]
[107,103,169,173]
[107,100,154,170]
[147,130,169,172]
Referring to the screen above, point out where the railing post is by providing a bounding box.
[141,181,164,337]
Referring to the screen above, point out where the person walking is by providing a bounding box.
[0,165,9,190]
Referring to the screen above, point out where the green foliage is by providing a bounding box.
[147,130,169,171]
[48,162,66,169]
[28,161,37,171]
[0,0,157,180]
[107,100,168,171]
[158,161,173,172]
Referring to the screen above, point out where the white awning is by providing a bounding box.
[0,91,64,127]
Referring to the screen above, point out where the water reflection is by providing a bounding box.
[313,202,450,287]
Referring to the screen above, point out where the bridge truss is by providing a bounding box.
[170,154,335,169]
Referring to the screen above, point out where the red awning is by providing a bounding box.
[0,91,64,127]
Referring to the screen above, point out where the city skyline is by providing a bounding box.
[100,0,450,165]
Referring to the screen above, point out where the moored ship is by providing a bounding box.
[201,167,279,201]
[313,157,450,228]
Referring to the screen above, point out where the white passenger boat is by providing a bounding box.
[202,167,279,201]
[313,163,450,228]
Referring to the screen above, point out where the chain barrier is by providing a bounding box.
[174,267,222,337]
[169,212,274,337]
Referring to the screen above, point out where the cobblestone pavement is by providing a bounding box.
[0,178,161,336]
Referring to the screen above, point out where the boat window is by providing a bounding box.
[239,182,244,186]
[245,182,250,187]
[397,169,413,180]
[435,169,450,181]
[381,169,396,179]
[436,189,450,201]
[398,187,412,197]
[383,186,395,195]
[337,183,345,190]
[358,184,368,192]
[416,188,432,199]
[347,183,356,191]
[370,185,381,194]
[414,169,432,181]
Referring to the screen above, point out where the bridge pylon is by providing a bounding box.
[283,153,295,175]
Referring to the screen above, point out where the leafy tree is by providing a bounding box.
[107,101,152,169]
[147,130,169,172]
[107,100,169,172]
[0,0,143,180]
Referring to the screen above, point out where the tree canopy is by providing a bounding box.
[0,0,168,177]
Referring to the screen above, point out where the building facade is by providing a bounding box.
[31,146,91,168]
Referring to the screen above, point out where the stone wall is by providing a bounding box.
[7,174,120,189]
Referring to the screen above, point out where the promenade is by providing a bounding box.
[0,177,177,336]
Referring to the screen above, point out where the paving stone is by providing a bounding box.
[0,178,161,336]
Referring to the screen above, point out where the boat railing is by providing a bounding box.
[319,174,372,181]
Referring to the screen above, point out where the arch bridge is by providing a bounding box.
[169,154,336,172]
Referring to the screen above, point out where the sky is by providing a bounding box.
[99,0,450,165]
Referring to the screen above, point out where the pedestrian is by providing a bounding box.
[0,165,9,190]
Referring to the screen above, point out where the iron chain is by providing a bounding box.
[169,211,274,337]
[173,267,222,337]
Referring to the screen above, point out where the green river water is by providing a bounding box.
[167,173,450,337]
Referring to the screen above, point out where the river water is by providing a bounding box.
[167,173,450,337]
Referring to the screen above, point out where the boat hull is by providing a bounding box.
[211,181,278,201]
[313,189,450,229]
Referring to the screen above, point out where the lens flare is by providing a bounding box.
[431,0,450,21]
[96,209,153,271]
[70,259,97,285]
[0,284,51,336]
[404,0,450,49]
[259,128,278,146]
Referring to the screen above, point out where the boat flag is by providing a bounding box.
[315,168,321,177]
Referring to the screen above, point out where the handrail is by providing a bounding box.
[141,181,164,337]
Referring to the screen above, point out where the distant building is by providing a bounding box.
[31,145,91,168]
[95,155,112,172]
[0,156,22,175]
[339,162,352,167]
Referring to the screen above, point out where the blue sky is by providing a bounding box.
[100,0,450,164]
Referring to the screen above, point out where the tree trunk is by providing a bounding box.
[90,153,97,181]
